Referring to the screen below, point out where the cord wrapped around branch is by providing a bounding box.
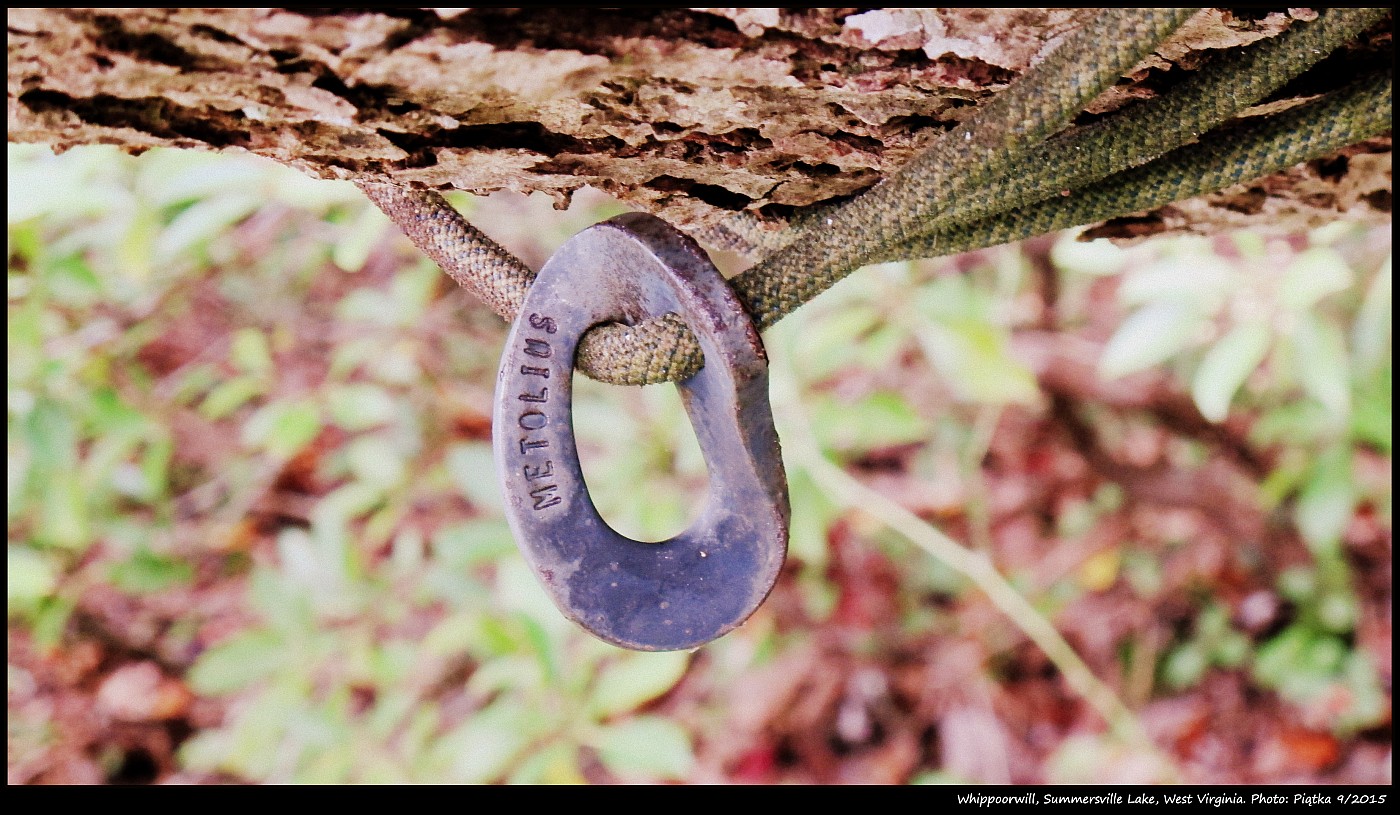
[364,8,1391,386]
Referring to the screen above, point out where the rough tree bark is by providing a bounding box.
[7,8,1392,241]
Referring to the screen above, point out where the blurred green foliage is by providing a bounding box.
[1063,225,1391,735]
[7,144,701,782]
[1084,231,1392,539]
[7,141,1391,783]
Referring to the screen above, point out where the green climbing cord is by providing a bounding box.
[709,7,1388,259]
[878,72,1392,263]
[363,8,1392,386]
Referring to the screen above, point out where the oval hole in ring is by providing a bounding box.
[571,371,709,544]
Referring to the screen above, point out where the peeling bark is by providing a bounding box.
[7,8,1392,235]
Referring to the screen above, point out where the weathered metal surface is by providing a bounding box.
[492,213,789,651]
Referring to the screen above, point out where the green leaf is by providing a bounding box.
[90,388,146,436]
[859,323,910,372]
[1253,624,1311,687]
[507,742,586,785]
[918,320,1038,405]
[1290,312,1351,419]
[1117,254,1234,311]
[116,207,158,282]
[389,265,439,324]
[593,716,695,781]
[466,655,544,699]
[200,376,265,419]
[1295,447,1354,558]
[446,443,501,511]
[29,597,74,650]
[152,194,261,263]
[431,519,517,570]
[587,651,691,719]
[1351,255,1391,375]
[24,399,77,472]
[1197,603,1231,640]
[337,289,400,326]
[1163,643,1208,689]
[306,486,380,577]
[1098,301,1204,380]
[1302,635,1345,675]
[1316,592,1357,633]
[1351,365,1391,454]
[135,148,262,208]
[369,343,421,385]
[7,547,58,612]
[139,437,174,501]
[37,473,89,550]
[800,305,881,380]
[1214,632,1250,668]
[326,383,398,431]
[492,558,571,644]
[344,434,406,489]
[7,307,43,385]
[43,255,103,307]
[442,700,537,783]
[786,468,834,570]
[809,391,927,453]
[242,399,322,458]
[331,204,389,273]
[108,549,194,594]
[914,275,978,322]
[1277,567,1317,603]
[7,438,33,523]
[1336,652,1388,734]
[230,328,274,376]
[327,337,378,380]
[1250,401,1332,449]
[1190,319,1271,422]
[188,630,288,694]
[1232,231,1267,259]
[1279,247,1353,312]
[421,612,487,658]
[167,364,219,407]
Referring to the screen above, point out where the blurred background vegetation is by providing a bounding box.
[7,142,1391,784]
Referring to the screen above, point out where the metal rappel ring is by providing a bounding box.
[492,212,789,651]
